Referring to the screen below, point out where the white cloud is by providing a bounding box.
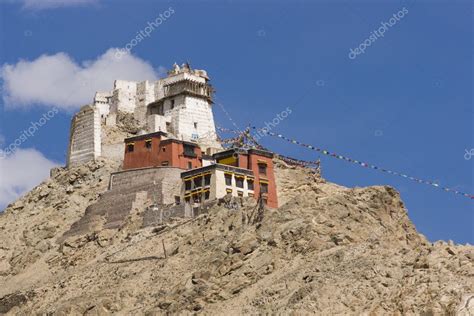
[20,0,99,10]
[1,48,159,110]
[0,148,58,210]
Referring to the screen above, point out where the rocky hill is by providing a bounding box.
[0,159,473,315]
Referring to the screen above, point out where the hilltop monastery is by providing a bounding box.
[66,63,278,224]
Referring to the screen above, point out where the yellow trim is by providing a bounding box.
[224,172,233,176]
[257,159,268,164]
[226,188,233,193]
[126,142,135,145]
[184,194,191,198]
[235,174,245,179]
[218,156,237,165]
[145,139,152,143]
[259,179,269,184]
[184,177,192,181]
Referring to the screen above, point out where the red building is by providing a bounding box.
[122,132,278,208]
[123,132,202,170]
[213,148,278,208]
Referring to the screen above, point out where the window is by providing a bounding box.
[258,163,267,175]
[237,191,243,197]
[194,122,198,129]
[204,191,210,200]
[187,161,193,169]
[204,174,211,186]
[226,188,232,194]
[184,145,196,157]
[247,179,254,190]
[185,196,191,203]
[145,140,152,149]
[225,174,232,186]
[185,180,192,190]
[174,196,181,205]
[161,161,169,166]
[235,177,244,188]
[260,182,268,194]
[127,143,134,152]
[170,99,175,109]
[162,147,166,152]
[194,177,202,188]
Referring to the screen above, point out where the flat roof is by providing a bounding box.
[212,147,274,160]
[125,131,167,143]
[181,163,254,178]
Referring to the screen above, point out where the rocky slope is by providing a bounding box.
[0,159,473,315]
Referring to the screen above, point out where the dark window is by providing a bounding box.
[145,140,152,149]
[225,174,232,186]
[260,182,268,194]
[204,174,211,186]
[258,163,267,175]
[174,196,181,205]
[194,177,202,187]
[187,161,192,169]
[170,99,175,109]
[237,191,243,197]
[204,191,210,200]
[194,122,198,129]
[185,180,192,190]
[162,147,166,152]
[185,196,191,203]
[235,177,244,188]
[127,144,134,152]
[193,194,200,203]
[247,179,254,190]
[184,145,196,157]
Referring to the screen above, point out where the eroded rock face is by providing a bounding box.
[0,160,472,315]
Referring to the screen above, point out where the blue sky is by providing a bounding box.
[0,0,472,243]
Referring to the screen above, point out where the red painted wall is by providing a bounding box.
[123,136,202,170]
[247,153,278,208]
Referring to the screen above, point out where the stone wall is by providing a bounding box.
[67,105,101,167]
[110,167,182,205]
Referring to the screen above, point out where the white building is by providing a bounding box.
[68,63,221,167]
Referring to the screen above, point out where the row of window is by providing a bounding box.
[185,174,212,191]
[185,190,210,203]
[224,173,254,190]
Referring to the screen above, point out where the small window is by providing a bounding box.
[184,145,196,157]
[237,191,243,197]
[204,191,210,200]
[188,161,193,169]
[161,161,169,166]
[247,179,254,190]
[193,194,201,203]
[162,147,166,152]
[204,174,211,186]
[185,196,191,203]
[185,180,192,190]
[225,174,232,186]
[170,99,175,109]
[194,122,198,129]
[226,188,232,194]
[174,196,181,205]
[194,177,202,187]
[258,163,267,175]
[127,143,134,152]
[145,140,152,149]
[260,182,268,194]
[235,177,244,188]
